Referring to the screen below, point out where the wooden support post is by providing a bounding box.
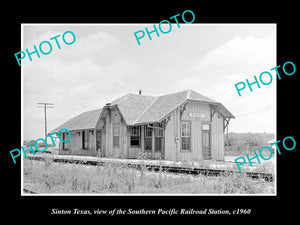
[223,118,230,132]
[179,102,187,119]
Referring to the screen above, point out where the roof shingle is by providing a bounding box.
[111,93,156,125]
[50,90,234,132]
[49,108,102,133]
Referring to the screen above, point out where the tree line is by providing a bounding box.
[224,132,274,147]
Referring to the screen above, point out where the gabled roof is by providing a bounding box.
[135,89,220,124]
[111,93,156,125]
[50,89,234,132]
[49,108,102,133]
[110,89,234,125]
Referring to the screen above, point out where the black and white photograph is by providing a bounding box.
[21,23,276,195]
[4,5,298,220]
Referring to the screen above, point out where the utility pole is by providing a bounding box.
[37,103,54,142]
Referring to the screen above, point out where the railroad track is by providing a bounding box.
[137,164,273,181]
[23,188,38,194]
[26,154,274,182]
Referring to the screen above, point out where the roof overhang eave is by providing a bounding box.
[215,103,235,119]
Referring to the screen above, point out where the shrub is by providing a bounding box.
[23,159,275,194]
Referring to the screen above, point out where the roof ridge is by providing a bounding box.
[135,90,189,124]
[113,93,156,106]
[111,93,130,105]
[84,108,102,113]
[132,96,158,124]
[157,89,188,97]
[127,93,155,98]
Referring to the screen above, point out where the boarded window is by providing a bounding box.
[130,126,140,147]
[181,121,191,151]
[113,124,120,147]
[82,130,88,149]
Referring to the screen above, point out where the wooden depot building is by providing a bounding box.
[50,89,234,161]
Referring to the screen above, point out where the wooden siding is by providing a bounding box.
[128,125,142,159]
[59,101,225,161]
[164,101,224,162]
[164,109,179,161]
[181,102,210,161]
[211,111,224,160]
[103,107,128,158]
[59,130,96,156]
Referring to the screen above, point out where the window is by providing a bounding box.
[181,121,191,151]
[62,132,69,150]
[154,128,163,137]
[113,124,120,147]
[202,123,211,131]
[145,125,152,138]
[130,126,140,147]
[82,130,88,149]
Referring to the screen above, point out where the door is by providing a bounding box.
[154,128,164,159]
[202,123,211,159]
[144,125,152,152]
[96,130,102,156]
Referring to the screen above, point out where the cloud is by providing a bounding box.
[23,30,120,65]
[23,29,142,139]
[175,34,276,95]
[190,35,276,74]
[64,32,119,62]
[174,34,276,133]
[23,30,139,97]
[23,25,277,140]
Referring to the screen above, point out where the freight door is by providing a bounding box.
[202,123,211,159]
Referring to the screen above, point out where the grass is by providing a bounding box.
[23,157,275,194]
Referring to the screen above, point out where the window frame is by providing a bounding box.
[145,125,152,138]
[154,128,163,137]
[181,121,191,151]
[82,130,88,149]
[113,124,120,147]
[130,126,141,147]
[62,132,69,150]
[202,123,211,131]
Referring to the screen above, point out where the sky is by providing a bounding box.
[22,23,276,141]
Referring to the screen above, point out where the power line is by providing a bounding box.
[37,103,54,142]
[208,87,233,99]
[208,59,276,100]
[235,105,274,118]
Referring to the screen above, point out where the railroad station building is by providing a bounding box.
[50,89,234,161]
